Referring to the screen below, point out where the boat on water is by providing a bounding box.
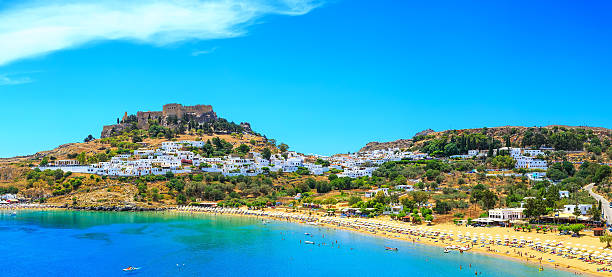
[304,232,311,236]
[122,267,140,272]
[443,249,450,253]
[385,247,398,251]
[304,241,315,244]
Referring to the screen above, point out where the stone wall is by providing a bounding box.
[136,111,163,129]
[101,104,219,137]
[101,124,129,138]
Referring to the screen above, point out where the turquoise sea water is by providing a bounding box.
[0,210,574,276]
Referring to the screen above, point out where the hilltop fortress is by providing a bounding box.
[135,103,216,129]
[101,103,220,138]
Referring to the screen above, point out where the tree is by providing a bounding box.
[590,205,602,221]
[235,144,250,155]
[424,214,434,222]
[410,191,430,206]
[600,233,612,248]
[348,196,361,206]
[490,155,516,169]
[547,168,568,182]
[261,147,272,160]
[425,169,440,181]
[373,190,388,204]
[315,181,331,193]
[83,134,94,143]
[296,167,310,175]
[279,143,289,153]
[547,161,576,181]
[433,200,452,214]
[480,190,498,210]
[523,198,547,219]
[594,165,611,183]
[176,194,187,205]
[569,224,585,236]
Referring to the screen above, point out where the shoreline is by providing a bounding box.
[171,206,603,276]
[0,205,604,276]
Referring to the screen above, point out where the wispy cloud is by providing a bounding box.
[192,47,218,56]
[0,0,321,66]
[0,74,33,86]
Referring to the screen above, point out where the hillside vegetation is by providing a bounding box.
[362,126,612,160]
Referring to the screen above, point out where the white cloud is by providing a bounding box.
[0,0,320,66]
[0,74,33,86]
[192,47,218,56]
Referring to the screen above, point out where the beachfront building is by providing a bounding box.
[562,204,593,215]
[487,208,526,221]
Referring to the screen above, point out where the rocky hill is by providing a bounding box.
[360,139,414,152]
[360,125,612,154]
[101,103,254,138]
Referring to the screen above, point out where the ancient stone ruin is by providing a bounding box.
[101,103,218,138]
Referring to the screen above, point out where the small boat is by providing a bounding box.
[122,267,140,272]
[304,241,315,244]
[444,249,450,253]
[385,247,398,251]
[304,232,311,236]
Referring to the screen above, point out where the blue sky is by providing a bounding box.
[0,0,611,157]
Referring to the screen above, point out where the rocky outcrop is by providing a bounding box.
[359,139,414,152]
[414,129,435,137]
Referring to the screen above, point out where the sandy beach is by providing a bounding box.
[2,204,608,275]
[174,206,610,276]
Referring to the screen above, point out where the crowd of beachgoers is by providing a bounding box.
[176,206,610,275]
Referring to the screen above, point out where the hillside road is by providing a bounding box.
[585,183,611,226]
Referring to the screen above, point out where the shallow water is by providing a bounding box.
[0,210,574,276]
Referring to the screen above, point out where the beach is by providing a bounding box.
[175,206,609,276]
[2,203,607,275]
[2,209,580,277]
